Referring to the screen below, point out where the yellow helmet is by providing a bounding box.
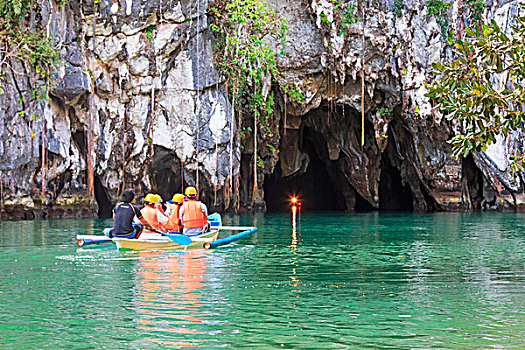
[155,194,163,203]
[172,193,185,203]
[185,186,197,196]
[144,193,156,203]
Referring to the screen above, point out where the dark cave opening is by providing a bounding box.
[378,151,414,211]
[94,176,113,218]
[462,154,484,211]
[354,191,376,212]
[72,130,86,156]
[263,101,421,213]
[146,146,183,201]
[264,127,348,212]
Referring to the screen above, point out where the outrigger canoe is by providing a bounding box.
[113,229,219,251]
[76,213,257,251]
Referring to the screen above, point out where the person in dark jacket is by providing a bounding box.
[106,189,151,239]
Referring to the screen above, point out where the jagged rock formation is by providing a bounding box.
[0,0,524,219]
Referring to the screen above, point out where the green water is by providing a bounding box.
[0,213,524,349]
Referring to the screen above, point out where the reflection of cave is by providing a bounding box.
[146,146,183,201]
[94,176,113,218]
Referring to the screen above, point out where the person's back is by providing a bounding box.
[180,187,209,236]
[165,193,184,232]
[141,194,168,233]
[108,189,149,239]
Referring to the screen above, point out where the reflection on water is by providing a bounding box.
[289,206,301,290]
[134,250,209,348]
[0,213,524,348]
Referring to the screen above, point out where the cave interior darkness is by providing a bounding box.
[264,107,417,213]
[264,126,348,212]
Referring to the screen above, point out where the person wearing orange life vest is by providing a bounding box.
[141,193,169,233]
[179,187,209,236]
[164,193,184,232]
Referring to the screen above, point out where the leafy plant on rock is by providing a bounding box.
[0,0,62,90]
[427,0,452,41]
[463,0,485,23]
[1,0,65,203]
[333,0,357,36]
[393,0,404,18]
[209,0,288,200]
[426,17,525,171]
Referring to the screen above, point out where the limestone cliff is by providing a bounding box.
[0,0,523,219]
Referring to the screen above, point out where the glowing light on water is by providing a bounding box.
[291,205,297,234]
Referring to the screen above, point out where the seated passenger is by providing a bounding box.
[141,193,169,233]
[165,193,184,232]
[179,187,210,236]
[107,189,150,239]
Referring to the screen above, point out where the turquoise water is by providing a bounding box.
[0,212,524,349]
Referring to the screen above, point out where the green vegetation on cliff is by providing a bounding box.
[0,0,61,94]
[209,0,288,114]
[427,14,525,171]
[209,0,306,197]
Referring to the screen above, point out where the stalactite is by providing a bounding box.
[86,0,97,203]
[214,142,218,206]
[0,171,4,211]
[195,0,201,191]
[41,119,46,203]
[180,159,184,192]
[229,86,235,197]
[149,85,155,158]
[214,78,219,206]
[253,108,258,202]
[283,94,287,136]
[45,147,49,196]
[360,4,366,148]
[118,80,128,197]
[234,174,240,211]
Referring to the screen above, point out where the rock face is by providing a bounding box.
[0,0,524,219]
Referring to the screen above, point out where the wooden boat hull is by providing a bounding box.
[112,230,219,251]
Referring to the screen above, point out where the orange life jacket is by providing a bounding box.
[164,203,181,231]
[141,205,165,232]
[181,200,207,229]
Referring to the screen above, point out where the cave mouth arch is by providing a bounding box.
[146,146,184,201]
[94,176,113,218]
[264,126,362,212]
[378,150,414,211]
[263,103,419,213]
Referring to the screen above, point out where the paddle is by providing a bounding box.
[145,227,192,246]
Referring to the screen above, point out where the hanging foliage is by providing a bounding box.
[209,0,289,202]
[0,0,61,92]
[209,0,287,110]
[426,15,525,172]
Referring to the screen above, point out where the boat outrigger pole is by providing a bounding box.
[203,227,257,249]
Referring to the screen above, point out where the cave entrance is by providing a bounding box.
[94,176,113,218]
[264,127,347,212]
[146,146,183,201]
[378,135,414,211]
